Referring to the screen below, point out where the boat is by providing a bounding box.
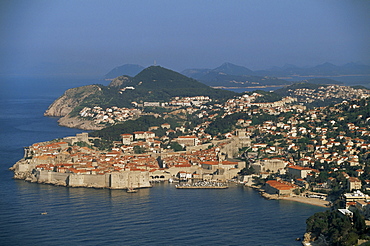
[41,212,47,215]
[127,188,137,193]
[175,181,228,189]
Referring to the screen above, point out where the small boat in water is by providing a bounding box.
[41,212,47,215]
[127,188,137,193]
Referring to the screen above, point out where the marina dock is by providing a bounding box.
[175,181,228,189]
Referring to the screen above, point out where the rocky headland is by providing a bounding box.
[42,66,236,131]
[44,84,104,130]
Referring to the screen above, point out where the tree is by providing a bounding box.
[353,209,366,234]
[170,142,184,152]
[306,211,329,235]
[93,139,113,151]
[238,166,255,175]
[133,145,146,154]
[306,209,367,245]
[75,141,92,148]
[342,232,358,246]
[316,171,329,183]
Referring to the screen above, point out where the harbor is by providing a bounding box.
[175,181,228,189]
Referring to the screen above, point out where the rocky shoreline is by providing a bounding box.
[57,115,104,130]
[44,84,103,130]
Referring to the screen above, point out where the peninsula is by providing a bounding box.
[12,66,370,244]
[11,132,249,190]
[44,66,235,130]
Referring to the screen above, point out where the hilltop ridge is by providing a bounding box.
[108,66,211,90]
[104,64,144,79]
[183,61,370,78]
[182,61,370,87]
[182,62,290,87]
[45,66,236,130]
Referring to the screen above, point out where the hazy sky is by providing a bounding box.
[1,0,369,77]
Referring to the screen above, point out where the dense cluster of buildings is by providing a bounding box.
[78,96,213,126]
[237,98,370,220]
[287,84,370,103]
[223,93,298,115]
[79,106,141,124]
[12,130,248,189]
[12,84,370,218]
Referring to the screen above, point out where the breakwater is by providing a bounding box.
[175,181,228,189]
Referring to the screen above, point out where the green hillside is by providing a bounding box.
[67,66,236,114]
[132,66,210,89]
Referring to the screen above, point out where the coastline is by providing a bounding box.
[248,185,330,208]
[279,196,329,208]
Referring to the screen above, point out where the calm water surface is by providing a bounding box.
[0,77,325,245]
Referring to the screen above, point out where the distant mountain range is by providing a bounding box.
[182,62,288,87]
[104,62,370,88]
[181,62,370,87]
[183,62,370,78]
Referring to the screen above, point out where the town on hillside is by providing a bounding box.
[11,84,370,227]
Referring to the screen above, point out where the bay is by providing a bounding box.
[0,77,325,246]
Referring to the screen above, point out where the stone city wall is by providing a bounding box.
[26,169,150,189]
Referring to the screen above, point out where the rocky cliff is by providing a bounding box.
[44,84,101,117]
[108,75,131,87]
[44,85,103,130]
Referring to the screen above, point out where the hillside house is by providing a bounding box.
[161,123,171,129]
[265,180,297,196]
[174,135,200,147]
[348,177,362,191]
[121,134,133,145]
[287,165,317,179]
[134,131,155,140]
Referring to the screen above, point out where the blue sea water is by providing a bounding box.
[0,77,325,246]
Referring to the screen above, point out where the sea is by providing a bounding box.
[0,77,326,246]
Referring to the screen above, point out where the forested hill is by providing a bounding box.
[109,66,213,90]
[45,66,236,125]
[105,66,236,102]
[131,66,211,89]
